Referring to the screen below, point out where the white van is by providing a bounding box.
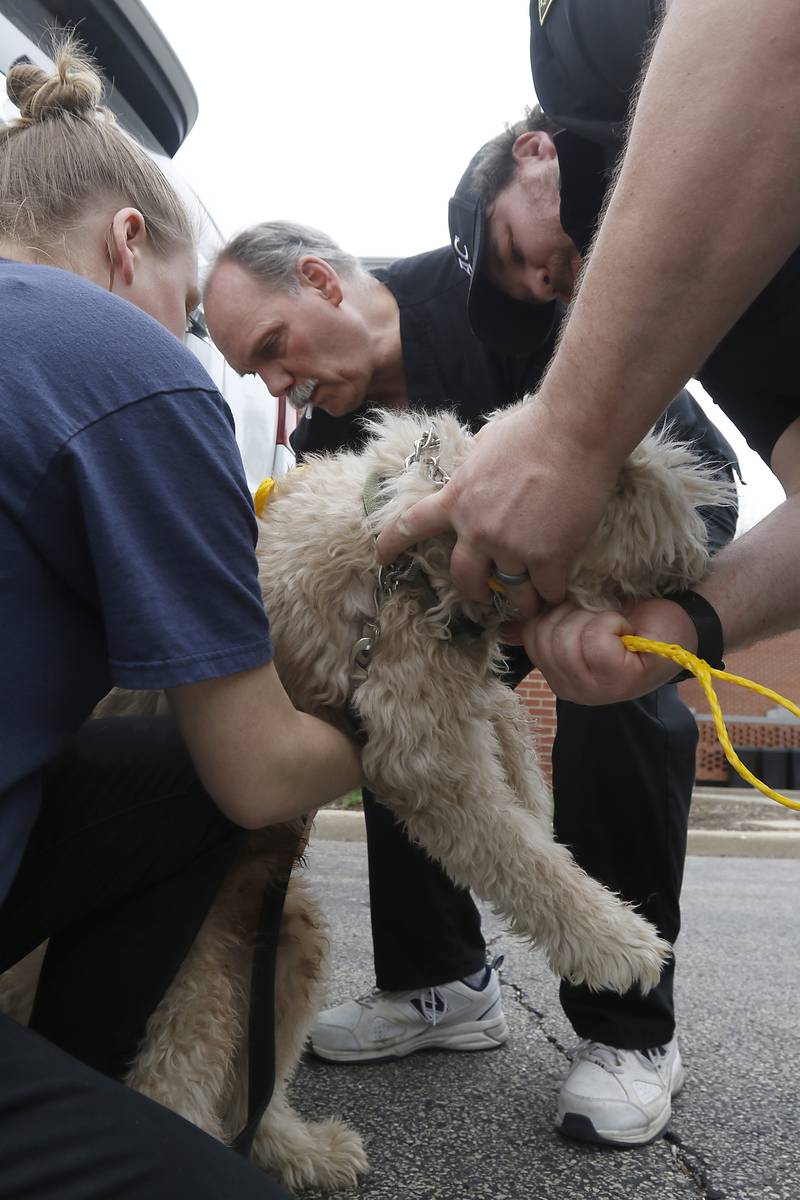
[0,0,294,490]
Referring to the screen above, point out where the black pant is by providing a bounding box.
[364,487,737,1050]
[552,687,694,1047]
[0,717,288,1200]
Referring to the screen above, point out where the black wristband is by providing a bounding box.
[663,589,725,681]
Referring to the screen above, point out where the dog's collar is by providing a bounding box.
[363,470,439,618]
[362,466,483,642]
[362,470,386,522]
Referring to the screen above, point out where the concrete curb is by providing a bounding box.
[312,809,368,843]
[693,786,800,804]
[311,807,800,859]
[687,829,800,858]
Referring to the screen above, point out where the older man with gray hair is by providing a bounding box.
[204,222,406,421]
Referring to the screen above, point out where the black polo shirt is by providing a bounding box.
[291,246,737,476]
[530,0,799,465]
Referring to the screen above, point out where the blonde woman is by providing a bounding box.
[0,39,360,1200]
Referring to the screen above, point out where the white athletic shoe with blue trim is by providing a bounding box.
[308,959,508,1063]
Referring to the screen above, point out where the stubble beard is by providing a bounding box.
[548,246,580,303]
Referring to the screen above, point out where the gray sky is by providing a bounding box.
[143,0,784,531]
[147,0,533,255]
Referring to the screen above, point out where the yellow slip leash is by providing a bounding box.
[622,636,800,811]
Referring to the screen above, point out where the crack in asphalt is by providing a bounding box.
[497,960,727,1200]
[665,1132,727,1200]
[495,968,572,1058]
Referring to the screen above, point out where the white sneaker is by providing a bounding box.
[557,1036,685,1147]
[308,959,509,1063]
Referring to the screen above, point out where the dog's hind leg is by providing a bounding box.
[361,676,670,995]
[249,874,369,1193]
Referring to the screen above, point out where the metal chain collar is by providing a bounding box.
[351,423,448,686]
[350,421,512,688]
[403,424,451,488]
[352,422,448,686]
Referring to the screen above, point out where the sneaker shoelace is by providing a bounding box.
[572,1039,670,1077]
[354,989,381,1009]
[353,986,443,1025]
[353,961,507,1028]
[572,1040,627,1074]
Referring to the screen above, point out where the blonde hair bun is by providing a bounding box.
[0,30,192,256]
[6,37,103,123]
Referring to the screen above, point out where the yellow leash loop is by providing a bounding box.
[254,467,308,517]
[253,477,276,517]
[622,636,800,811]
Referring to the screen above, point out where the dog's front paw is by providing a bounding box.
[550,906,672,996]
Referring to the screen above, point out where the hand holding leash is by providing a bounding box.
[522,597,697,704]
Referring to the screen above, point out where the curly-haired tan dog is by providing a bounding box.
[0,404,732,1189]
[259,405,732,992]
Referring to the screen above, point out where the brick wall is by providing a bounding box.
[678,630,800,717]
[515,629,800,786]
[679,629,800,782]
[515,671,557,784]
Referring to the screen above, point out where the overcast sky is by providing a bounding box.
[147,0,534,255]
[143,0,784,531]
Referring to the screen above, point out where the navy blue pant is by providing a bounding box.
[0,717,288,1199]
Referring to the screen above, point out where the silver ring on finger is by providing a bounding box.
[491,566,531,587]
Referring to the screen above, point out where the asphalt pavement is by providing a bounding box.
[289,839,800,1200]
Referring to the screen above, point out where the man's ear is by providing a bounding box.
[512,130,557,164]
[297,256,343,306]
[107,207,148,288]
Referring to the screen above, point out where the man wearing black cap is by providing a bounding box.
[377,0,800,710]
[446,106,742,469]
[204,219,737,1149]
[444,108,749,1143]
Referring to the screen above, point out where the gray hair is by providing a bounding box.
[214,220,367,292]
[468,106,561,209]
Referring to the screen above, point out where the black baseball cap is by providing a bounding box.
[448,144,559,355]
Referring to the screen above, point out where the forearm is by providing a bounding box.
[541,0,800,459]
[191,705,363,829]
[167,661,363,828]
[693,494,800,654]
[284,710,364,818]
[522,492,800,706]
